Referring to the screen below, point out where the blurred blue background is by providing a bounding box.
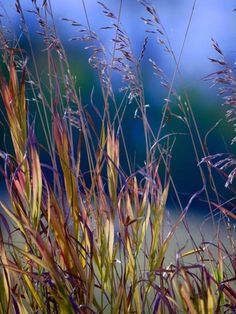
[0,0,236,212]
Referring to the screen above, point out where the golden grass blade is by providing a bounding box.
[180,248,203,258]
[111,282,124,314]
[30,142,42,228]
[207,287,215,314]
[53,113,83,235]
[0,229,11,313]
[180,285,197,314]
[107,127,119,205]
[0,200,27,236]
[22,274,44,309]
[0,54,27,164]
[137,202,150,254]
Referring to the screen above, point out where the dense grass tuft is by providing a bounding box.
[0,1,235,313]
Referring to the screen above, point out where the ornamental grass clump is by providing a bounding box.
[0,1,235,313]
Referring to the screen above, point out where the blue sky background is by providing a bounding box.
[3,0,236,81]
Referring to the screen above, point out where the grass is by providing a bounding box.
[0,0,236,313]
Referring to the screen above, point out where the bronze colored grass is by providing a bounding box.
[0,0,235,313]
